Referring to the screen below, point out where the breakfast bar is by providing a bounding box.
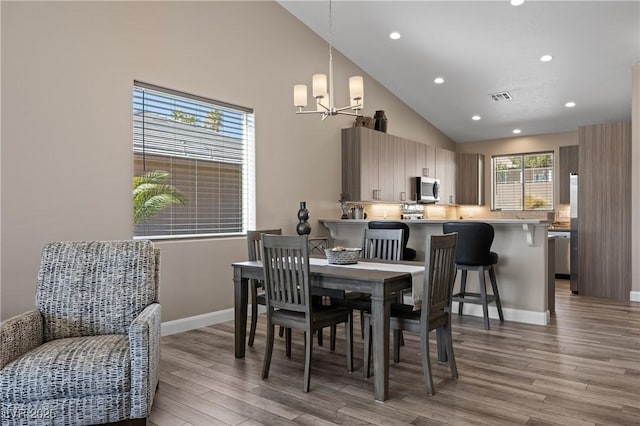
[320,219,552,326]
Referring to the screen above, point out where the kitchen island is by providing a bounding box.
[319,219,552,326]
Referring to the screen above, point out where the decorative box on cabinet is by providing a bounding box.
[455,153,484,205]
[559,145,578,204]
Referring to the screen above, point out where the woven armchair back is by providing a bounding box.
[36,240,159,341]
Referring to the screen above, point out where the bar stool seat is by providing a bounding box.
[443,222,504,330]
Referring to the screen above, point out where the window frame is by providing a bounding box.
[132,81,256,240]
[491,151,554,211]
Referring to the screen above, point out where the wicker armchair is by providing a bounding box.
[0,240,161,426]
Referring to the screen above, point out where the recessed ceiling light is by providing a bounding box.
[511,0,525,6]
[540,54,553,62]
[389,32,401,40]
[434,77,444,84]
[472,115,481,121]
[565,101,576,108]
[512,129,522,134]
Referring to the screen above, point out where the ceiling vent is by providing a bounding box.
[490,91,512,101]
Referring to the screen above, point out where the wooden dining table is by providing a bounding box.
[232,258,422,402]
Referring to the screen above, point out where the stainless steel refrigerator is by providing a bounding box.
[569,173,579,293]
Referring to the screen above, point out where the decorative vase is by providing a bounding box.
[296,201,311,235]
[374,110,388,133]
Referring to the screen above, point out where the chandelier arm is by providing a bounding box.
[335,104,362,113]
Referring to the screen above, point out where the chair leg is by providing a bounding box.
[489,266,504,322]
[420,327,435,396]
[345,314,353,372]
[436,327,448,363]
[262,323,275,379]
[393,329,403,363]
[478,269,490,330]
[444,319,458,379]
[303,328,313,392]
[363,314,372,378]
[458,269,468,316]
[248,282,258,347]
[330,325,337,352]
[285,328,292,358]
[317,328,323,346]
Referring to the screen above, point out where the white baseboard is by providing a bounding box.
[162,302,549,336]
[451,301,550,326]
[630,291,640,302]
[161,305,265,336]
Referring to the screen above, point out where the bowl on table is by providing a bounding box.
[325,247,361,265]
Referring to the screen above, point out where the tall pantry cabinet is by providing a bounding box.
[578,121,631,300]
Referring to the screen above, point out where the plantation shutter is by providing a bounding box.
[133,82,255,238]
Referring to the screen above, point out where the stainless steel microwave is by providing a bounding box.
[415,176,440,203]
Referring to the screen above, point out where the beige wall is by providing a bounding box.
[0,1,452,321]
[633,64,639,295]
[455,130,578,216]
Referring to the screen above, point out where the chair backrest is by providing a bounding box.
[368,221,410,259]
[422,233,458,320]
[442,222,495,266]
[247,229,282,261]
[362,228,404,261]
[261,234,311,316]
[36,240,159,341]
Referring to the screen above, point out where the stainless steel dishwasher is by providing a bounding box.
[548,231,570,277]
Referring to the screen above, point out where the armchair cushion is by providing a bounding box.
[0,334,130,403]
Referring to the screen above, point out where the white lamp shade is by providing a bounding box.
[312,74,328,98]
[349,76,364,101]
[294,84,308,107]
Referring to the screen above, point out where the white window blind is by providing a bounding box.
[493,152,554,211]
[133,82,255,238]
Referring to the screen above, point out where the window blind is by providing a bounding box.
[133,82,255,238]
[493,152,553,211]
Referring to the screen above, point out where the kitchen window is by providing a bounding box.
[133,82,255,238]
[492,152,554,211]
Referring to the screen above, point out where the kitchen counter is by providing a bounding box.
[319,218,552,326]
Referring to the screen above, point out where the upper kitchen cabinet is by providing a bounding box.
[342,127,396,202]
[435,147,456,204]
[342,127,439,203]
[559,145,579,204]
[455,153,484,205]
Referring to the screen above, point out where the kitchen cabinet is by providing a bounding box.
[559,145,578,204]
[435,147,456,204]
[578,121,631,299]
[455,153,484,205]
[342,127,438,203]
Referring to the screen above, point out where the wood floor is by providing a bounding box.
[150,281,640,426]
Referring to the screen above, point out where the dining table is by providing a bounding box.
[232,257,424,402]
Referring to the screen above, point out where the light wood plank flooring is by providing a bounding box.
[150,281,640,425]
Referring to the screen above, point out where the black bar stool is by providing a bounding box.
[443,222,504,330]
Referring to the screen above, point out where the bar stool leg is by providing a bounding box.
[489,266,504,321]
[478,268,490,330]
[458,269,468,316]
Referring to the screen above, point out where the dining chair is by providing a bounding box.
[341,228,405,337]
[260,234,353,392]
[246,229,282,347]
[363,233,459,396]
[362,228,404,260]
[368,221,417,260]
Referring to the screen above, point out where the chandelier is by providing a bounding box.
[293,0,364,120]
